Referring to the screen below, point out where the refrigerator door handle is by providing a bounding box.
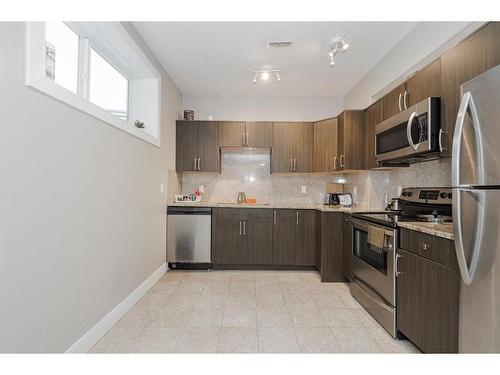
[452,91,483,187]
[454,187,485,285]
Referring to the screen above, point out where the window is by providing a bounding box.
[89,48,129,121]
[45,22,79,94]
[26,22,161,146]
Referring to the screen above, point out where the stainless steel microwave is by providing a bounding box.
[375,97,442,164]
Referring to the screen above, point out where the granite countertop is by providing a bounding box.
[397,221,454,240]
[167,201,373,213]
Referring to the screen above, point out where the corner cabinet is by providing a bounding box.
[176,121,219,172]
[396,229,459,353]
[272,122,313,173]
[336,111,366,171]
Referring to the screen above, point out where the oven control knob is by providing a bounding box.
[440,192,447,199]
[448,192,452,199]
[402,192,407,196]
[407,192,413,197]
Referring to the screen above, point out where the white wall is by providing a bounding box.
[0,22,182,352]
[344,22,484,109]
[182,95,344,121]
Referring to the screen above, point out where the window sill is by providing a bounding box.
[26,77,160,147]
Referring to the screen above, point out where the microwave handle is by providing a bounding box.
[406,111,417,150]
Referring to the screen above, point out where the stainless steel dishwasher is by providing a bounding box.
[167,206,212,269]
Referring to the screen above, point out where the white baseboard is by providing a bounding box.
[65,263,167,353]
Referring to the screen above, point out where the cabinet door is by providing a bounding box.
[212,208,243,264]
[397,249,460,353]
[320,212,344,281]
[440,22,500,156]
[292,122,314,172]
[176,121,198,171]
[294,210,316,266]
[197,121,219,172]
[342,111,365,170]
[342,213,352,280]
[381,83,406,120]
[313,118,338,172]
[336,113,344,171]
[242,209,273,265]
[246,122,273,148]
[272,122,294,172]
[364,101,382,169]
[272,209,296,265]
[406,58,441,106]
[218,121,245,147]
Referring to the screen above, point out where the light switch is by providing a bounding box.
[301,186,307,194]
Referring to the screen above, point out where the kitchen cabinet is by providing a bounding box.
[218,121,273,148]
[406,58,441,107]
[381,83,406,121]
[272,122,313,173]
[336,111,366,171]
[272,209,316,266]
[176,121,219,172]
[397,229,459,353]
[342,213,352,280]
[440,22,500,156]
[212,208,273,265]
[319,212,345,281]
[313,118,338,172]
[364,100,382,169]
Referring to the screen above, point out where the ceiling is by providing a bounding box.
[133,22,417,97]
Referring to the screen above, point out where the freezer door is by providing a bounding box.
[453,187,500,352]
[453,65,500,187]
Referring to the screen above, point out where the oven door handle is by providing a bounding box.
[351,218,394,237]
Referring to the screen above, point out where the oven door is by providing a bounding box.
[375,97,439,163]
[350,218,396,305]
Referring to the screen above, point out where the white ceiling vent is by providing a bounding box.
[268,41,293,48]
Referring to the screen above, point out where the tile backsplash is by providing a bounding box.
[171,150,451,210]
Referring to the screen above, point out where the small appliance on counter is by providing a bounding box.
[175,193,202,203]
[324,183,352,206]
[183,109,194,121]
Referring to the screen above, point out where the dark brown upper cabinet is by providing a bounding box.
[364,100,382,169]
[176,121,219,172]
[406,58,441,107]
[313,118,338,173]
[440,22,500,156]
[272,122,313,173]
[381,82,406,121]
[336,111,366,171]
[218,121,273,148]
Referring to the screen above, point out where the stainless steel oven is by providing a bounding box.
[375,97,441,164]
[350,217,397,337]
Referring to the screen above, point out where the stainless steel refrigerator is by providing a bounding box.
[452,64,500,353]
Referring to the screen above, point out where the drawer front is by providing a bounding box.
[240,208,273,221]
[399,229,457,270]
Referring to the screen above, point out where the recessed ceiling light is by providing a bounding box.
[252,69,282,83]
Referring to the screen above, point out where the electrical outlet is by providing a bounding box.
[301,186,307,194]
[353,186,357,196]
[160,183,164,194]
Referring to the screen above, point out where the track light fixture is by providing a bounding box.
[328,34,349,67]
[252,69,282,83]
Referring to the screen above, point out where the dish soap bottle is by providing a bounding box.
[237,192,246,204]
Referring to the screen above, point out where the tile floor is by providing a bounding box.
[90,270,420,353]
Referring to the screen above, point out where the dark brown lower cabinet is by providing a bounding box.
[272,209,316,266]
[397,248,460,353]
[342,213,352,280]
[319,212,345,282]
[212,208,272,265]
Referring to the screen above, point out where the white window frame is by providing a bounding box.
[25,22,161,147]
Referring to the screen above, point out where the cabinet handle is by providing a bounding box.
[340,154,345,168]
[243,221,246,236]
[197,158,201,171]
[293,158,297,172]
[239,221,242,236]
[290,158,293,172]
[246,132,249,146]
[398,93,402,112]
[333,155,337,171]
[296,211,299,225]
[242,133,245,146]
[273,210,277,225]
[395,253,403,277]
[404,90,408,110]
[422,243,430,251]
